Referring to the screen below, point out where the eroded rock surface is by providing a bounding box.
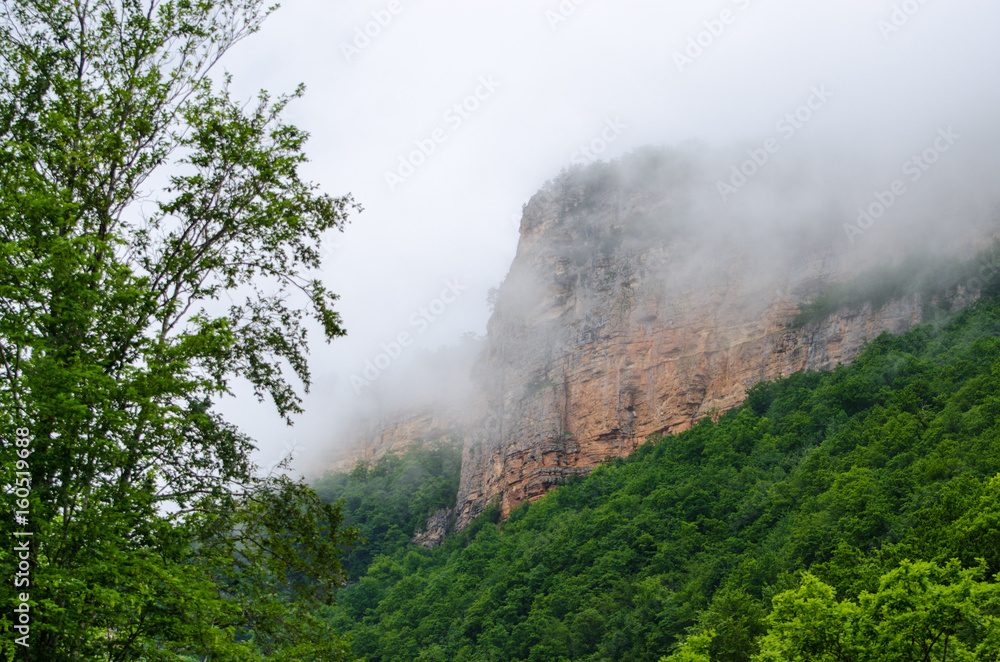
[325,153,988,530]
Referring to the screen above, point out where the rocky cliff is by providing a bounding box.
[326,149,993,532]
[324,408,465,473]
[452,153,986,527]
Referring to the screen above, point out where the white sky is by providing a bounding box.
[212,0,1000,474]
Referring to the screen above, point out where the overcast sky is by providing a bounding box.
[211,0,1000,475]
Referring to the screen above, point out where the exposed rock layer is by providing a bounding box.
[325,155,988,532]
[411,509,454,549]
[452,170,979,527]
[324,410,464,473]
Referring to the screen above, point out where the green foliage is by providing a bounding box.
[756,561,1000,662]
[791,245,1000,327]
[0,1,358,659]
[326,295,1000,661]
[313,441,463,579]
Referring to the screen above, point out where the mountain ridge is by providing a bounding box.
[324,148,997,531]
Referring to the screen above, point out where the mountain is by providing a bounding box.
[325,147,996,530]
[324,292,1000,662]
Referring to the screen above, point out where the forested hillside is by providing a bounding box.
[314,441,462,580]
[321,295,1000,662]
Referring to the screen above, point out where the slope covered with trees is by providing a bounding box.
[314,441,463,580]
[324,295,1000,662]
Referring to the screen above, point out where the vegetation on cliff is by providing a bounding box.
[322,295,1000,661]
[314,440,463,580]
[791,243,1000,327]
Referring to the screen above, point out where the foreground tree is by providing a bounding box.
[755,561,1000,662]
[0,1,360,659]
[665,560,1000,662]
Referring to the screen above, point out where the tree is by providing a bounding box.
[0,1,360,659]
[671,588,767,662]
[754,573,866,662]
[755,562,1000,662]
[662,630,715,662]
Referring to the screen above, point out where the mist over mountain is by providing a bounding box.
[11,1,1000,659]
[212,0,1000,477]
[306,114,1000,478]
[219,0,1000,658]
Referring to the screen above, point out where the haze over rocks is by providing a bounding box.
[321,144,1000,530]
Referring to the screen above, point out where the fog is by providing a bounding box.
[210,0,1000,476]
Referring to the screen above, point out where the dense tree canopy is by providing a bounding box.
[323,295,1000,662]
[0,1,359,659]
[314,440,464,580]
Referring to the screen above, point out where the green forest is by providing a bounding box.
[314,441,463,580]
[4,1,1000,660]
[317,295,1000,661]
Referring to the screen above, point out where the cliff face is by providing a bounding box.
[452,162,978,527]
[324,409,464,473]
[325,153,987,532]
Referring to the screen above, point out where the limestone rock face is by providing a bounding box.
[411,508,454,549]
[452,166,977,527]
[324,154,987,531]
[324,409,463,473]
